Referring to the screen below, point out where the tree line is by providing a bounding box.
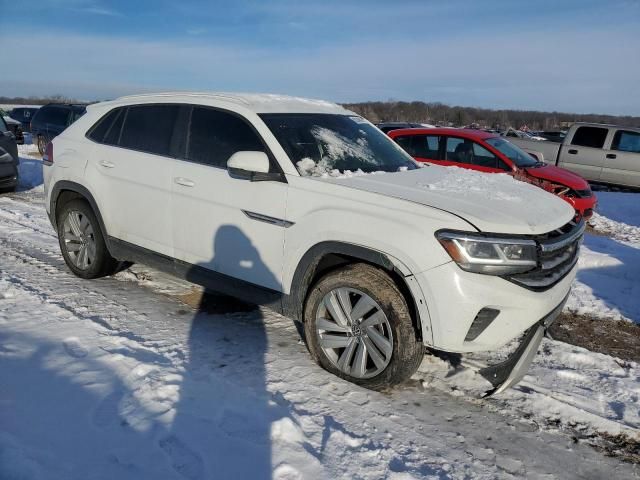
[3,95,638,130]
[342,101,640,130]
[0,95,86,106]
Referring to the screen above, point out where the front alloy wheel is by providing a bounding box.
[316,288,393,379]
[304,263,424,390]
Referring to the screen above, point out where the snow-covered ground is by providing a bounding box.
[569,193,640,323]
[0,152,638,479]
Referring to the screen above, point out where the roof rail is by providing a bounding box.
[116,92,252,106]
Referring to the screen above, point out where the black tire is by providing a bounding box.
[57,199,120,279]
[37,135,47,155]
[304,263,424,390]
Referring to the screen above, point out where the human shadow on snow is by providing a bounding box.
[165,225,277,479]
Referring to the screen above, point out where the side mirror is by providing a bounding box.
[227,151,284,182]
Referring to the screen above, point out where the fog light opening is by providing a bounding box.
[465,308,500,342]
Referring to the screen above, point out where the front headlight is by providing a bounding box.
[436,231,537,275]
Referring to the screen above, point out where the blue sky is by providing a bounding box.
[2,0,640,114]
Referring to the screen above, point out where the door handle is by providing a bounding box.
[99,160,115,168]
[568,149,578,154]
[606,153,617,159]
[174,177,195,187]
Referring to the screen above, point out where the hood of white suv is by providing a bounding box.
[321,165,575,235]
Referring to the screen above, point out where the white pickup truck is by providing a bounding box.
[506,123,640,189]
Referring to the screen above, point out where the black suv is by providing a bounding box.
[31,104,86,154]
[9,107,40,132]
[0,115,19,192]
[0,109,24,145]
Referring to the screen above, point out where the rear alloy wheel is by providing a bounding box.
[62,210,97,270]
[304,263,424,390]
[37,135,47,155]
[57,199,120,279]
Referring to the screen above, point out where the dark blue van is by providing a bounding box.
[31,104,86,154]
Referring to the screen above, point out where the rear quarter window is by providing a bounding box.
[571,126,608,149]
[87,108,121,143]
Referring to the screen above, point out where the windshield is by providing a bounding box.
[260,113,418,176]
[485,137,539,167]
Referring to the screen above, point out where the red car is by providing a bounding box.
[389,128,596,219]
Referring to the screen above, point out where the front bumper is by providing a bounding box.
[479,294,567,396]
[0,162,18,189]
[568,195,597,220]
[415,260,577,353]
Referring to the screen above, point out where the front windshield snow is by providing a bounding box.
[260,113,418,176]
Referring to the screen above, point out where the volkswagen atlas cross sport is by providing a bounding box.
[389,128,597,220]
[43,93,583,394]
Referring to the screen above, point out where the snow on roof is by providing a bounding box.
[114,92,352,115]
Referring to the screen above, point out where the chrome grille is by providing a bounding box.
[507,220,584,290]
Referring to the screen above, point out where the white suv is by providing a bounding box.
[43,93,583,393]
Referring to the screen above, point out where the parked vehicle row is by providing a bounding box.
[505,123,640,189]
[389,128,597,219]
[502,128,547,141]
[43,93,582,394]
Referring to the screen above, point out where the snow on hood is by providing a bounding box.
[321,165,575,234]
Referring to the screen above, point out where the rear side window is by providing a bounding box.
[0,117,8,133]
[37,106,70,126]
[571,126,608,149]
[413,135,440,158]
[445,137,467,162]
[120,104,180,156]
[611,130,640,154]
[187,107,264,168]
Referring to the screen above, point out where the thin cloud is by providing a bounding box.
[76,6,121,16]
[186,27,207,36]
[1,27,638,115]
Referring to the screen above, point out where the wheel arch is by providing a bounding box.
[50,181,108,241]
[283,241,429,342]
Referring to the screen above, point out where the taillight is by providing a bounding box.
[43,142,53,166]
